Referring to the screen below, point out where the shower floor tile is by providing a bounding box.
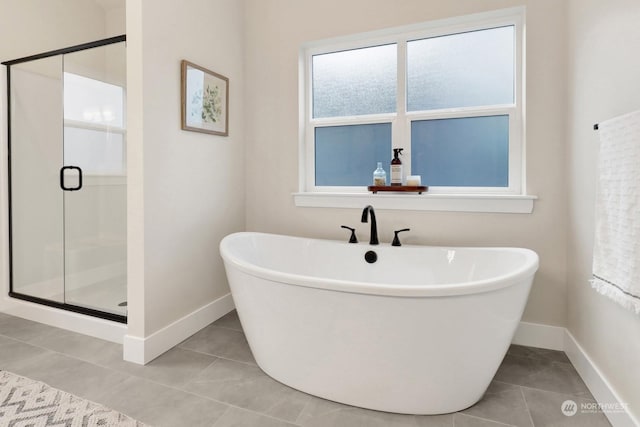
[0,311,613,427]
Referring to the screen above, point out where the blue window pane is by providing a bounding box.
[315,123,391,186]
[411,116,509,187]
[407,26,514,111]
[312,44,397,118]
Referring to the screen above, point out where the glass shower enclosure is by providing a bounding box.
[3,36,127,322]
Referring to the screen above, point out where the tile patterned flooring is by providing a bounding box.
[0,310,612,427]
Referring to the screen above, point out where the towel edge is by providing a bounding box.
[590,277,640,315]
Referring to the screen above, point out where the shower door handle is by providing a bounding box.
[60,166,83,191]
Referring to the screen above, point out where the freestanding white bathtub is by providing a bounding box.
[220,232,539,415]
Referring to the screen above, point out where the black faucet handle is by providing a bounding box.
[392,228,410,246]
[341,225,358,243]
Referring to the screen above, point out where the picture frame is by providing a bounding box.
[181,60,229,136]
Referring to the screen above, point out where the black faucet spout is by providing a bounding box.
[361,205,379,245]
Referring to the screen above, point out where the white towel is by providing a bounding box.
[591,110,640,314]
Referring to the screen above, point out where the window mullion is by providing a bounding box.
[395,39,410,176]
[396,38,407,123]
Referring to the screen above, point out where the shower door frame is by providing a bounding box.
[2,35,127,324]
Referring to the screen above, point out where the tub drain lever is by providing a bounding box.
[392,228,410,246]
[340,225,358,243]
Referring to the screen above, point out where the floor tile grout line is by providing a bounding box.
[92,357,229,404]
[0,331,63,346]
[495,355,588,393]
[0,325,116,350]
[190,391,304,427]
[179,371,314,419]
[0,332,30,344]
[505,352,573,366]
[491,377,595,401]
[519,385,537,427]
[517,383,597,401]
[207,323,245,332]
[176,347,258,366]
[292,395,313,425]
[260,392,300,419]
[210,405,233,427]
[456,412,517,426]
[87,348,222,381]
[0,334,63,364]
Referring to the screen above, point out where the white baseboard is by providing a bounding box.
[564,330,638,427]
[123,292,235,365]
[0,295,126,344]
[512,320,565,350]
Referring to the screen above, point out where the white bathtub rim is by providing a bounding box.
[220,232,539,298]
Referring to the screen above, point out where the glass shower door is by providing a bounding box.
[61,42,127,316]
[6,36,127,321]
[10,56,65,303]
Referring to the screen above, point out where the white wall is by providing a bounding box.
[244,0,569,327]
[126,0,245,341]
[566,0,640,421]
[0,1,111,61]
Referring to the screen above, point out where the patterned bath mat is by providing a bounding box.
[0,370,147,426]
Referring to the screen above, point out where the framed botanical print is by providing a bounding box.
[181,60,229,136]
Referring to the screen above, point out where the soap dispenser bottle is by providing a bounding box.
[373,162,387,186]
[391,148,404,186]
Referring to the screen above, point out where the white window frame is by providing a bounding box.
[296,7,535,212]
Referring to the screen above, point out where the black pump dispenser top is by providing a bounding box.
[392,148,404,161]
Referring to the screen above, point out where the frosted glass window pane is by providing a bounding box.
[64,127,125,175]
[64,72,124,127]
[411,116,509,187]
[313,44,397,118]
[316,123,391,186]
[407,26,514,111]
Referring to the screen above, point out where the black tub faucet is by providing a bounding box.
[361,205,379,245]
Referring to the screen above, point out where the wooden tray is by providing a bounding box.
[368,185,428,194]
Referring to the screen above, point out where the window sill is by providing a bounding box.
[293,192,536,213]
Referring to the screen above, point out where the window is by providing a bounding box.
[301,8,524,197]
